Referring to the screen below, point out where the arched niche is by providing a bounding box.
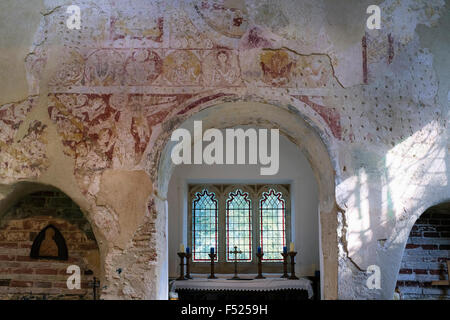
[396,202,450,300]
[30,224,68,260]
[0,182,101,299]
[152,101,338,300]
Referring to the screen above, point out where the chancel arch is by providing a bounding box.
[154,101,338,300]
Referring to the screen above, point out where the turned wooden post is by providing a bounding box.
[281,252,289,278]
[177,252,186,280]
[255,252,265,279]
[185,253,192,279]
[208,253,217,279]
[288,251,299,280]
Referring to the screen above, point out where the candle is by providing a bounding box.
[180,243,185,253]
[289,242,294,252]
[257,246,261,254]
[283,246,287,254]
[186,247,190,254]
[210,247,214,254]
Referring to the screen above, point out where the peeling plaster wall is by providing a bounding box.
[0,0,448,299]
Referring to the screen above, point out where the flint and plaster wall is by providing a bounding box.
[167,130,320,278]
[0,0,448,299]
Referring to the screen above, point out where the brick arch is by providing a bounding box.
[396,202,450,299]
[153,100,339,299]
[0,184,101,300]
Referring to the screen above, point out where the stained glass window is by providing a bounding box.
[192,189,218,262]
[226,189,252,262]
[189,184,290,270]
[259,189,286,261]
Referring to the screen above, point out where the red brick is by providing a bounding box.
[439,245,450,250]
[35,268,58,275]
[0,243,18,249]
[53,282,68,288]
[0,279,11,286]
[413,269,428,274]
[421,244,438,250]
[399,268,412,274]
[429,269,444,275]
[12,268,34,274]
[16,256,32,262]
[78,243,98,250]
[10,280,33,287]
[34,281,52,288]
[406,244,420,249]
[0,255,15,261]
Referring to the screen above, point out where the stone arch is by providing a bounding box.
[152,100,339,299]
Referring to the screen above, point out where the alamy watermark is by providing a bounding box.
[66,264,81,289]
[66,5,81,30]
[170,121,280,175]
[366,265,381,289]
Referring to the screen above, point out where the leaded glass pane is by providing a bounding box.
[260,189,286,261]
[192,189,218,262]
[226,189,252,262]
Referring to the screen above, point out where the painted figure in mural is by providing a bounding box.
[299,57,332,88]
[164,51,201,85]
[260,50,294,86]
[84,127,115,171]
[0,106,17,143]
[210,50,238,85]
[125,49,162,85]
[39,228,59,257]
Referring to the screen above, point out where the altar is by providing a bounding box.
[172,274,315,301]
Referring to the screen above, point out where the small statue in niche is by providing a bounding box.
[30,225,68,260]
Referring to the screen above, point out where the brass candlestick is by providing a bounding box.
[208,253,217,279]
[177,252,186,280]
[185,253,192,279]
[255,253,265,279]
[288,251,299,280]
[281,252,289,278]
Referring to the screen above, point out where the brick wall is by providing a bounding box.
[0,191,100,300]
[396,209,450,299]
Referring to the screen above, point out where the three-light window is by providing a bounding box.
[189,184,290,272]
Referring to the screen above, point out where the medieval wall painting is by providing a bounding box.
[0,97,49,181]
[162,51,202,86]
[194,1,249,38]
[124,49,163,85]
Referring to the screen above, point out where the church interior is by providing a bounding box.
[0,0,448,301]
